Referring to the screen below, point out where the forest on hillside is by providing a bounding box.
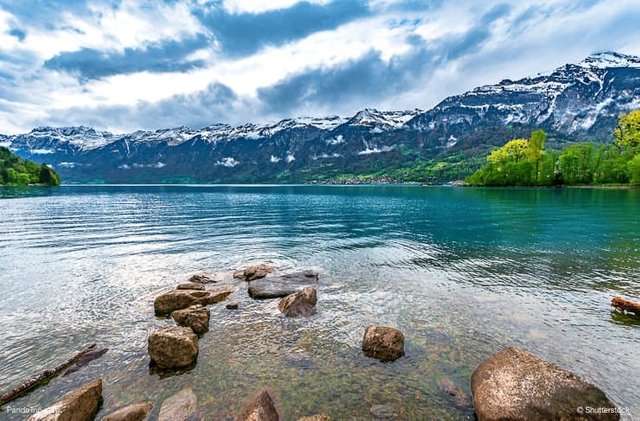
[0,147,61,186]
[466,111,640,187]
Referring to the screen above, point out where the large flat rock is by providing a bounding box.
[247,271,318,300]
[154,286,234,315]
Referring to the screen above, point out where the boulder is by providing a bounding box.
[611,296,640,317]
[298,415,331,421]
[171,305,210,335]
[188,273,218,284]
[236,390,281,421]
[248,271,319,300]
[154,286,234,315]
[103,401,153,421]
[28,378,102,421]
[148,326,198,369]
[361,326,405,362]
[226,302,239,310]
[234,264,275,282]
[176,283,205,291]
[158,388,199,421]
[278,287,317,317]
[471,347,619,421]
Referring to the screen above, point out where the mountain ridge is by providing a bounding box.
[3,51,639,183]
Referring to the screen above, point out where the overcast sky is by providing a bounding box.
[0,0,639,133]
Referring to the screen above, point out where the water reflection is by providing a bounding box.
[0,185,638,419]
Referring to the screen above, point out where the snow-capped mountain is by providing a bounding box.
[3,52,639,183]
[408,51,640,146]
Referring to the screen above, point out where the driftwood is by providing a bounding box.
[611,296,640,316]
[0,343,97,407]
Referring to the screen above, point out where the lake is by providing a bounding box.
[0,185,639,420]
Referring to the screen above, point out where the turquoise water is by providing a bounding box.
[0,185,639,420]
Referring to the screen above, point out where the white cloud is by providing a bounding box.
[219,0,331,14]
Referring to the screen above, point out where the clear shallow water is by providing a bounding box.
[0,185,639,420]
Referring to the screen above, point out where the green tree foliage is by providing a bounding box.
[0,147,61,186]
[614,110,640,149]
[467,115,640,187]
[628,154,640,186]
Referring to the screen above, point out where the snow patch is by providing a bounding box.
[326,135,344,145]
[215,157,239,167]
[30,149,55,154]
[357,146,394,155]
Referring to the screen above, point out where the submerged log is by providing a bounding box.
[0,344,97,407]
[611,296,640,316]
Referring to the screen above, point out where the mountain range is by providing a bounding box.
[2,51,639,184]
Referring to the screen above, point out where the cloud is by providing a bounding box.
[44,35,211,80]
[195,0,370,56]
[1,0,640,133]
[43,82,254,132]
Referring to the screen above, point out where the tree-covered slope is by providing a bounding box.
[0,147,60,186]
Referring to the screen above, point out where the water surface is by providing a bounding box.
[0,185,639,420]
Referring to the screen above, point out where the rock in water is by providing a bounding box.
[471,347,619,421]
[437,377,471,408]
[148,326,198,369]
[248,271,319,300]
[28,378,102,421]
[154,286,234,315]
[188,273,218,284]
[237,390,281,421]
[103,401,153,421]
[158,388,199,421]
[611,296,640,317]
[278,287,317,317]
[62,347,108,376]
[176,283,205,291]
[171,305,210,335]
[361,326,405,362]
[226,302,239,310]
[234,264,275,281]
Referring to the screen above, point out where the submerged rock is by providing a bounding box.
[103,401,153,421]
[148,326,198,369]
[176,283,205,291]
[471,347,619,421]
[248,286,298,300]
[234,264,275,282]
[236,390,281,421]
[362,326,405,362]
[158,388,199,421]
[437,377,471,408]
[154,286,234,315]
[188,273,218,284]
[171,305,210,335]
[28,378,102,421]
[611,296,640,317]
[248,271,319,300]
[278,287,317,317]
[62,347,108,377]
